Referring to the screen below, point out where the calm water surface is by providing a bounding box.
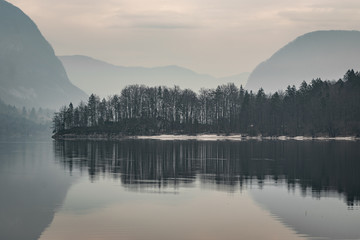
[1,138,360,240]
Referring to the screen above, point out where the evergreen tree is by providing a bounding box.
[52,70,360,138]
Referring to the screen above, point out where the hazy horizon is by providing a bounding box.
[6,0,360,77]
[1,2,360,240]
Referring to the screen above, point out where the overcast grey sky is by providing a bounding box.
[7,0,360,77]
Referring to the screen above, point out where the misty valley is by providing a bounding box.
[1,0,360,240]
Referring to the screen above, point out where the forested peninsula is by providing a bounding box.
[52,70,360,139]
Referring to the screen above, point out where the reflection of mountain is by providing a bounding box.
[54,140,360,205]
[59,55,249,96]
[251,185,360,240]
[0,140,75,240]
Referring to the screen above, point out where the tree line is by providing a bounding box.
[52,70,360,137]
[0,98,52,136]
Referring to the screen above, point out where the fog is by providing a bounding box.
[7,0,360,77]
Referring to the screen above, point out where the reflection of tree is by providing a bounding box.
[54,140,360,205]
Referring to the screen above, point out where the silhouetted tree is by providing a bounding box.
[52,70,360,137]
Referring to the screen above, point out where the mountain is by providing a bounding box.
[246,30,360,92]
[0,0,87,109]
[59,55,249,96]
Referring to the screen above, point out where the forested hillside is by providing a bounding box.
[0,99,51,136]
[52,70,360,138]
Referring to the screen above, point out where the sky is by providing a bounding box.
[7,0,360,77]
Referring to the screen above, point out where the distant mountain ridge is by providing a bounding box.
[59,55,249,96]
[0,0,87,109]
[246,30,360,92]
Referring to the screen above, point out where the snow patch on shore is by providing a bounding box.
[135,134,244,141]
[134,134,358,141]
[55,133,359,141]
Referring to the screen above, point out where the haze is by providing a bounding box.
[6,0,360,77]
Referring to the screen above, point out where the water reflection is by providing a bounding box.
[0,140,75,240]
[54,140,360,206]
[251,184,360,240]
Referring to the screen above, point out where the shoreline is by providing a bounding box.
[53,133,360,141]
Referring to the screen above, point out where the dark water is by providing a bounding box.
[1,139,360,240]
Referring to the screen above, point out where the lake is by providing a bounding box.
[1,138,360,240]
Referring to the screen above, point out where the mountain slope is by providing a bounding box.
[0,98,49,136]
[246,30,360,92]
[59,55,249,96]
[0,0,87,109]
